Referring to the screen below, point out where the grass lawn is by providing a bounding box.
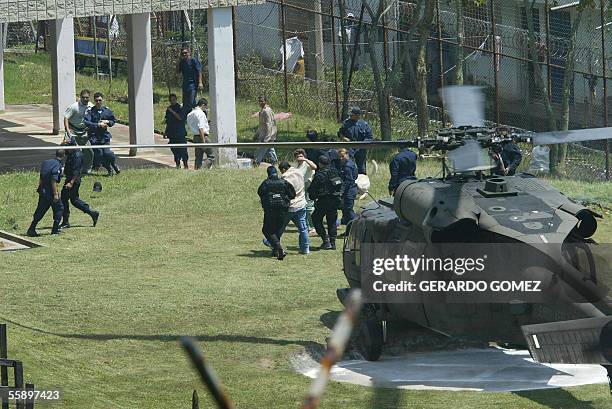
[1,166,612,408]
[2,49,612,409]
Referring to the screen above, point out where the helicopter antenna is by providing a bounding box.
[301,290,363,409]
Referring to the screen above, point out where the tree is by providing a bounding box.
[338,0,351,121]
[362,0,393,140]
[415,0,436,136]
[455,0,465,85]
[523,0,558,170]
[557,0,593,176]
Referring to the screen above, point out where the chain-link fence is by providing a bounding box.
[2,0,610,179]
[233,0,611,180]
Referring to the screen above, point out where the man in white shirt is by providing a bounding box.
[253,96,278,165]
[64,89,94,173]
[293,148,318,235]
[187,98,213,170]
[278,161,310,254]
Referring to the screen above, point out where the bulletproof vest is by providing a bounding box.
[264,178,290,210]
[315,167,343,198]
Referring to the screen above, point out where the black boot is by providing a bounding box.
[59,220,70,229]
[320,239,332,250]
[330,238,336,250]
[112,163,121,174]
[51,222,61,235]
[90,210,100,227]
[277,246,287,260]
[26,224,40,237]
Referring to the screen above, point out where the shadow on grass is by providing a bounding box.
[0,317,324,350]
[237,250,273,258]
[513,389,596,409]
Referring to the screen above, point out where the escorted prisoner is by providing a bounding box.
[85,93,120,177]
[254,96,278,165]
[338,148,358,231]
[294,148,318,235]
[492,140,523,176]
[388,145,417,195]
[187,98,214,170]
[177,48,203,110]
[27,150,65,237]
[279,161,310,255]
[164,93,189,169]
[308,155,343,250]
[258,166,296,260]
[59,135,100,229]
[64,89,94,174]
[338,106,373,174]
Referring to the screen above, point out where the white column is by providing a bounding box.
[0,23,5,112]
[208,7,238,168]
[50,18,76,134]
[126,13,155,156]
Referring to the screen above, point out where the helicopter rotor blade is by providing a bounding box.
[447,139,494,172]
[440,86,485,128]
[532,127,612,145]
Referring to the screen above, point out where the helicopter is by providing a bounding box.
[336,86,612,391]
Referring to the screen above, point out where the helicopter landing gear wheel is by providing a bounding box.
[356,318,384,361]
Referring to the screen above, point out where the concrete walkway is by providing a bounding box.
[293,347,608,392]
[0,104,176,172]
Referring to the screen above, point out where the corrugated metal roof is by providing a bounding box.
[0,0,266,23]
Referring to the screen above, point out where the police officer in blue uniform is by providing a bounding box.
[337,148,358,231]
[177,48,203,110]
[338,106,373,174]
[27,150,65,237]
[305,130,327,163]
[492,140,523,176]
[388,145,417,195]
[257,166,296,260]
[164,93,189,169]
[308,155,343,250]
[85,92,120,177]
[59,136,100,229]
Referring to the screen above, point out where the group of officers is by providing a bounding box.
[255,117,523,260]
[255,103,423,260]
[26,89,119,236]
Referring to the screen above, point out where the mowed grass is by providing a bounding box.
[1,167,612,408]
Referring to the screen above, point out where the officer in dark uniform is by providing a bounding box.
[27,150,65,237]
[308,155,343,250]
[85,92,120,177]
[305,130,327,163]
[257,166,296,260]
[164,93,189,169]
[338,148,358,230]
[492,140,523,176]
[59,136,100,229]
[338,106,373,174]
[388,145,417,195]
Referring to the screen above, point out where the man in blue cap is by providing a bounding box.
[388,145,417,195]
[85,92,120,177]
[27,150,65,237]
[59,136,100,229]
[338,106,373,174]
[257,166,296,260]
